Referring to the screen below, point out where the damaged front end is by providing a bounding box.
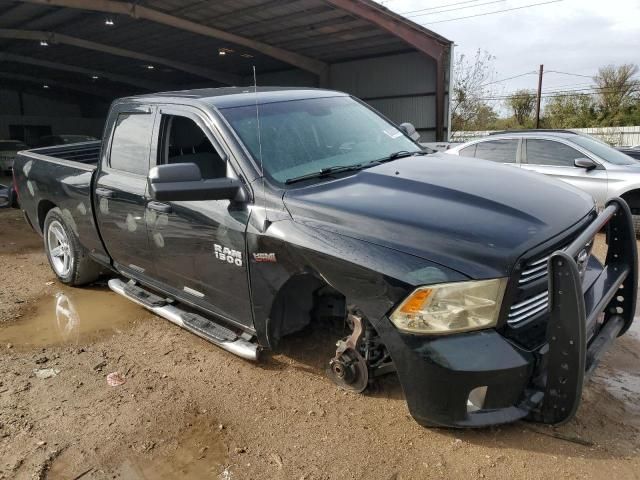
[333,198,637,428]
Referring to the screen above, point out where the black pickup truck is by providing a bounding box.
[12,87,637,428]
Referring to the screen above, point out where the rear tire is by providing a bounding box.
[43,208,102,286]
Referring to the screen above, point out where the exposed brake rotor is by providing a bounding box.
[327,312,369,393]
[328,347,369,393]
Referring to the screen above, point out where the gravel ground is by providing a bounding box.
[1,206,640,480]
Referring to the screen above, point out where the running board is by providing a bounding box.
[108,278,261,361]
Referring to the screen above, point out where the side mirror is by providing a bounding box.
[148,163,242,202]
[574,157,597,170]
[399,122,421,142]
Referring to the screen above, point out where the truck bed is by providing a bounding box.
[13,140,110,266]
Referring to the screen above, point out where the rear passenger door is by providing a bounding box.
[146,106,253,328]
[520,138,608,208]
[95,103,157,279]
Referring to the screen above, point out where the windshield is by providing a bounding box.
[0,141,26,151]
[220,96,422,183]
[571,135,637,165]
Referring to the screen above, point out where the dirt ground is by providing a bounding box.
[1,203,640,480]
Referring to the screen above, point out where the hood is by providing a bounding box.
[283,153,595,279]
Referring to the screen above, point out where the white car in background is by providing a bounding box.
[446,130,640,234]
[0,140,28,175]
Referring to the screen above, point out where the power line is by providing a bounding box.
[419,0,565,25]
[478,84,632,99]
[406,0,506,18]
[399,0,487,15]
[480,71,538,87]
[545,70,594,79]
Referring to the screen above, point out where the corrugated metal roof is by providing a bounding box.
[0,0,451,99]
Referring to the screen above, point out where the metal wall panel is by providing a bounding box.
[329,52,437,98]
[329,52,438,131]
[368,95,436,130]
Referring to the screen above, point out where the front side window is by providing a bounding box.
[158,115,226,179]
[220,96,421,184]
[526,139,582,167]
[109,112,154,175]
[474,139,518,163]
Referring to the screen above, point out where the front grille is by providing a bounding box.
[508,247,568,327]
[501,210,598,350]
[507,290,549,325]
[518,255,551,285]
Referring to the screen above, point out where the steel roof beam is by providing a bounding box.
[20,0,329,76]
[0,28,241,85]
[0,52,167,91]
[322,0,448,61]
[0,71,118,98]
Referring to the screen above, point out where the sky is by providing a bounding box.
[378,0,640,110]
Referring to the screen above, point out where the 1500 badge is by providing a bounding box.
[214,243,243,267]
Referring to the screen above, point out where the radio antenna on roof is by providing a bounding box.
[253,65,268,229]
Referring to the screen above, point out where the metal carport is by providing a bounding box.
[0,0,452,142]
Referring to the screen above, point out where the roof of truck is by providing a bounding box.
[120,87,348,109]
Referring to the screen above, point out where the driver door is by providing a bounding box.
[146,106,253,328]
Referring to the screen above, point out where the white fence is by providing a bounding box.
[451,126,640,147]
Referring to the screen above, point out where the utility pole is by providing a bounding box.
[535,64,544,128]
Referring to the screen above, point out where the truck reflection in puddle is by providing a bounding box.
[0,285,146,347]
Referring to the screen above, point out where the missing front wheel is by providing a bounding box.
[327,311,394,393]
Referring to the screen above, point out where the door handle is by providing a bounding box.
[95,187,114,198]
[147,201,172,213]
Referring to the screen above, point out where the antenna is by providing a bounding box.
[253,65,268,228]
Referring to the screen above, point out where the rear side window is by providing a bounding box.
[526,139,582,167]
[109,113,154,175]
[474,140,518,163]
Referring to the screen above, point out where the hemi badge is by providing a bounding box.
[253,253,277,263]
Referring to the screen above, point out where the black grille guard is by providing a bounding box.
[532,198,638,424]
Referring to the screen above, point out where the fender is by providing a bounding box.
[245,216,467,349]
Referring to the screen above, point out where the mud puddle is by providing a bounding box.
[48,422,227,479]
[0,285,147,347]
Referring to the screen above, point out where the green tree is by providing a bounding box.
[505,89,537,126]
[542,95,596,128]
[593,64,639,125]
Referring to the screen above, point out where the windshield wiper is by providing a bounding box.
[284,151,428,185]
[285,164,366,185]
[374,150,428,164]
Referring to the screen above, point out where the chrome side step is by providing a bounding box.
[108,278,261,361]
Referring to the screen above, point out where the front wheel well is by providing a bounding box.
[266,273,346,348]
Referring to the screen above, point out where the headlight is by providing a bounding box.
[389,278,507,335]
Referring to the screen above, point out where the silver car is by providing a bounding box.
[446,130,640,234]
[0,140,28,174]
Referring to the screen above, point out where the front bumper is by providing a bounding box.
[386,198,637,428]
